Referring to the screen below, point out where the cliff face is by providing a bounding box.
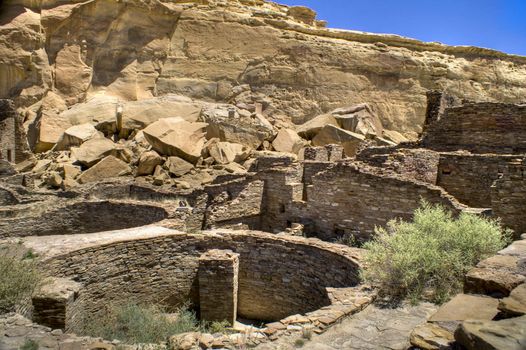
[2,0,526,138]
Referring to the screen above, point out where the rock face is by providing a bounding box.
[3,0,525,143]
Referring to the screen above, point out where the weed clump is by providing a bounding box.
[362,202,511,304]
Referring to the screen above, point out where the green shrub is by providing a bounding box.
[0,246,41,313]
[83,302,201,344]
[20,339,39,350]
[362,202,511,304]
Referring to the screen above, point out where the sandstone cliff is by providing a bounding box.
[1,0,526,142]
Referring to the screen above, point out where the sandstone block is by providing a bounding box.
[454,315,526,350]
[428,294,499,322]
[54,123,103,151]
[312,125,365,157]
[73,138,116,168]
[272,128,304,154]
[137,151,163,176]
[165,156,194,177]
[208,141,250,165]
[296,114,338,139]
[77,155,131,184]
[410,323,454,350]
[499,283,526,317]
[143,117,207,164]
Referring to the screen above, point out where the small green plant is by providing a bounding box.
[206,320,231,334]
[294,339,305,347]
[362,201,511,304]
[83,302,201,344]
[22,249,37,260]
[0,248,41,313]
[20,339,39,350]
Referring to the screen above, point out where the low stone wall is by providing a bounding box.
[0,200,170,238]
[422,102,526,154]
[357,146,440,184]
[492,159,526,238]
[437,153,519,208]
[288,162,466,241]
[41,230,362,330]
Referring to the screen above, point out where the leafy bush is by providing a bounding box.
[83,302,202,344]
[362,202,511,304]
[0,246,41,314]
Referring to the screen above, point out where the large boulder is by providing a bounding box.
[312,125,365,157]
[272,128,304,154]
[455,315,526,350]
[208,141,250,165]
[165,156,194,177]
[296,114,338,139]
[58,95,119,135]
[121,95,203,135]
[77,155,131,184]
[332,103,384,138]
[54,123,103,151]
[28,92,68,152]
[143,117,208,164]
[72,137,116,167]
[201,105,274,149]
[136,151,163,176]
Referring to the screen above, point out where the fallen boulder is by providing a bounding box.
[201,105,274,149]
[165,156,194,177]
[296,114,338,139]
[143,117,208,164]
[73,137,116,168]
[77,155,131,184]
[208,141,250,165]
[312,125,365,157]
[137,151,163,176]
[272,128,304,154]
[54,123,103,151]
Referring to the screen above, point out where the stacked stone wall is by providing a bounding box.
[0,200,170,238]
[422,103,526,154]
[0,99,16,162]
[289,162,465,241]
[437,153,518,208]
[43,230,361,328]
[492,159,526,238]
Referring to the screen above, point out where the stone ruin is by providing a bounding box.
[0,91,524,349]
[0,0,525,348]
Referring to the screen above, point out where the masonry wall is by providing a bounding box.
[43,231,361,329]
[422,103,526,154]
[288,163,465,241]
[492,159,526,238]
[357,147,440,184]
[0,99,16,162]
[0,200,170,238]
[437,154,518,208]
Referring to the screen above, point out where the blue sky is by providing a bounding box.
[277,0,526,56]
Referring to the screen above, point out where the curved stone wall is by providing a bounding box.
[43,230,362,327]
[0,201,169,238]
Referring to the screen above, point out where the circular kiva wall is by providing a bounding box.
[44,230,361,327]
[0,201,169,238]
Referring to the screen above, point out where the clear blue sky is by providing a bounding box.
[277,0,526,56]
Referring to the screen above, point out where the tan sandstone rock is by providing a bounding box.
[312,125,366,157]
[143,118,208,164]
[208,141,250,165]
[73,137,116,168]
[54,123,103,151]
[499,283,526,317]
[410,323,454,350]
[136,151,163,176]
[272,128,304,154]
[77,155,131,184]
[455,315,526,350]
[165,156,194,177]
[297,114,339,139]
